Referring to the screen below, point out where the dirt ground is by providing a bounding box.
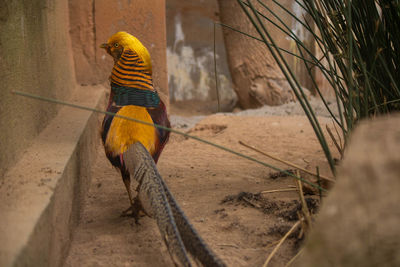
[64,101,337,267]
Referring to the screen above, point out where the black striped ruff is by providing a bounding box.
[110,49,160,107]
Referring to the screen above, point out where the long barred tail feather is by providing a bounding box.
[123,142,226,267]
[123,142,191,267]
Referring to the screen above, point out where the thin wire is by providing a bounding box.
[214,21,221,112]
[12,90,327,192]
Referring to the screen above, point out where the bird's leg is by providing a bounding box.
[120,171,136,216]
[123,175,134,206]
[120,170,146,223]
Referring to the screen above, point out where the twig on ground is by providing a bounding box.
[239,140,335,182]
[269,169,295,179]
[263,240,281,250]
[296,171,312,231]
[297,211,305,239]
[284,248,303,267]
[218,244,239,249]
[260,188,298,194]
[262,220,301,267]
[242,196,261,208]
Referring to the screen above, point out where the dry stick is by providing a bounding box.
[260,188,298,194]
[296,211,305,239]
[296,170,312,230]
[263,240,280,250]
[262,220,301,267]
[239,140,335,183]
[242,196,261,208]
[218,244,239,249]
[284,249,303,267]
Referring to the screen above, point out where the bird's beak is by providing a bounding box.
[100,43,108,49]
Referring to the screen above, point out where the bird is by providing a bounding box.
[99,32,225,267]
[100,31,170,219]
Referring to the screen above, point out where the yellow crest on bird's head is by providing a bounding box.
[107,31,152,73]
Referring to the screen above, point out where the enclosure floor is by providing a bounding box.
[64,114,335,267]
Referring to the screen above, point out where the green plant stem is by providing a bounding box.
[238,0,336,174]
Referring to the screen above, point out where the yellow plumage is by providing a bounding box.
[105,106,156,156]
[100,31,170,223]
[107,31,152,74]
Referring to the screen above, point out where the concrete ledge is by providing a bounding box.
[0,85,106,267]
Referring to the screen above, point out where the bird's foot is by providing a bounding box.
[120,197,147,224]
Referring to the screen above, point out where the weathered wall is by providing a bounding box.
[218,1,327,108]
[218,0,295,108]
[289,1,331,96]
[0,0,169,179]
[0,0,76,179]
[166,0,236,109]
[0,1,168,264]
[69,0,169,103]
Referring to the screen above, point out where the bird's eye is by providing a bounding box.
[114,43,119,47]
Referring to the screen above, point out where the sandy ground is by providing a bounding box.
[64,100,337,267]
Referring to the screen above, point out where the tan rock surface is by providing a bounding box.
[296,114,400,267]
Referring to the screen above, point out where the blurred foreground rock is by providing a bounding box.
[296,114,400,267]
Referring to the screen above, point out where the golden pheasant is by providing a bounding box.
[100,31,170,218]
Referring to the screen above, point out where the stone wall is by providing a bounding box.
[166,0,236,109]
[0,0,76,179]
[0,0,168,180]
[69,0,169,103]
